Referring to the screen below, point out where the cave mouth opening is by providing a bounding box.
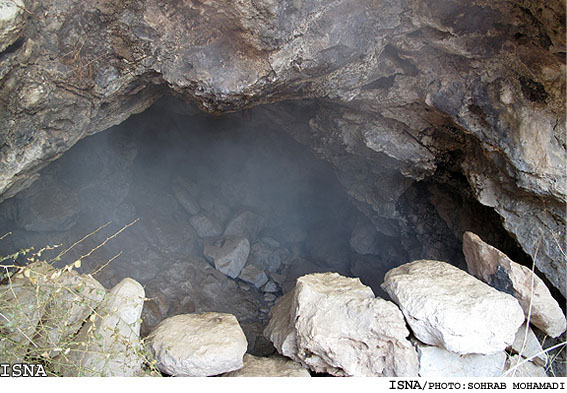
[0,95,530,354]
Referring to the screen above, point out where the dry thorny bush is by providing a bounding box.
[0,223,161,376]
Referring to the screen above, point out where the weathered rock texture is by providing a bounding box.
[0,0,564,299]
[148,312,247,377]
[265,272,419,376]
[416,342,507,377]
[382,260,525,354]
[463,231,566,338]
[222,354,310,377]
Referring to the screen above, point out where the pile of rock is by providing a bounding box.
[264,232,566,377]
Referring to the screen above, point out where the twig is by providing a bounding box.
[503,341,567,376]
[0,311,39,348]
[90,251,123,276]
[50,221,111,263]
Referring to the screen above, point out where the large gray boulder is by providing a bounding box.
[382,260,525,354]
[463,231,566,338]
[265,273,418,376]
[148,312,247,377]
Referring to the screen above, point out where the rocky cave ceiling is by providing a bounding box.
[0,0,565,300]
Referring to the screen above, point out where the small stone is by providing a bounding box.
[263,280,279,293]
[264,293,276,302]
[463,231,566,338]
[382,260,525,354]
[148,313,247,377]
[224,210,264,241]
[190,213,223,238]
[260,307,270,314]
[416,342,507,377]
[222,354,310,377]
[203,236,250,279]
[239,264,268,288]
[508,323,547,367]
[503,355,548,377]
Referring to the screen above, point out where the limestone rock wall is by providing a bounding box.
[0,0,564,294]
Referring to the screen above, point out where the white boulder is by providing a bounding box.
[265,273,418,376]
[382,260,525,354]
[148,312,247,376]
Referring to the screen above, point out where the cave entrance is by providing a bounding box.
[0,96,528,355]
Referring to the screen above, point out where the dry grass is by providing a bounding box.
[0,222,160,377]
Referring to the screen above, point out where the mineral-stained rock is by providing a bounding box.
[238,264,268,288]
[203,236,250,279]
[382,260,525,354]
[56,278,145,376]
[265,273,418,376]
[508,323,547,367]
[0,0,25,53]
[223,210,264,241]
[189,213,223,238]
[222,354,310,377]
[503,355,548,377]
[416,342,507,377]
[463,231,566,338]
[148,312,247,377]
